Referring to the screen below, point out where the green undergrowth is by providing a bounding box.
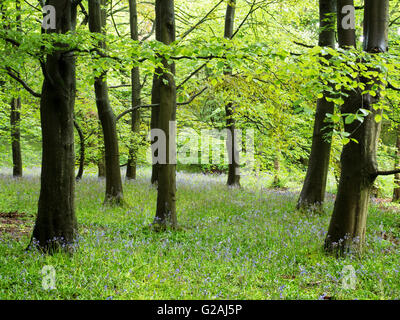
[1,168,400,300]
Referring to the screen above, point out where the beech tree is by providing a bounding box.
[126,0,141,180]
[89,0,124,204]
[10,96,21,177]
[224,0,240,187]
[324,0,390,254]
[150,1,162,185]
[297,0,336,209]
[31,0,78,252]
[152,0,177,228]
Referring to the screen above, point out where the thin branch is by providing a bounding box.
[231,0,259,39]
[109,84,131,89]
[177,86,208,105]
[293,41,315,49]
[388,82,400,91]
[116,87,208,122]
[178,0,225,41]
[6,68,41,98]
[176,63,206,90]
[140,19,155,43]
[116,104,157,122]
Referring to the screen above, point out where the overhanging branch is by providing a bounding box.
[6,68,41,98]
[373,169,400,178]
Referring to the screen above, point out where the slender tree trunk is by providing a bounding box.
[150,1,162,185]
[89,0,123,204]
[324,0,389,255]
[74,120,85,180]
[273,155,281,187]
[393,126,400,201]
[126,0,141,180]
[297,0,336,209]
[10,97,22,177]
[10,0,22,178]
[153,0,177,229]
[31,0,78,253]
[224,0,240,187]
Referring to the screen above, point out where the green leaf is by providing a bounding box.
[374,114,382,123]
[345,114,356,124]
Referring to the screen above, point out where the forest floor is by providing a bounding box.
[1,168,400,299]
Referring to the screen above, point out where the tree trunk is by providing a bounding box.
[10,1,22,178]
[126,0,141,180]
[153,0,177,229]
[297,0,336,209]
[224,0,240,187]
[393,126,400,202]
[273,155,281,187]
[150,1,162,185]
[31,0,78,253]
[337,0,357,48]
[10,97,22,177]
[324,0,389,255]
[74,120,85,180]
[89,0,123,204]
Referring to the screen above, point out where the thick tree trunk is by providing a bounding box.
[324,0,389,255]
[74,120,85,180]
[126,0,141,180]
[89,0,123,204]
[31,0,78,253]
[150,1,162,185]
[297,0,336,209]
[224,0,240,187]
[393,126,400,201]
[153,0,177,229]
[337,0,357,48]
[10,97,22,177]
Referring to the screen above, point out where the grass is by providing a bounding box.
[1,167,400,300]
